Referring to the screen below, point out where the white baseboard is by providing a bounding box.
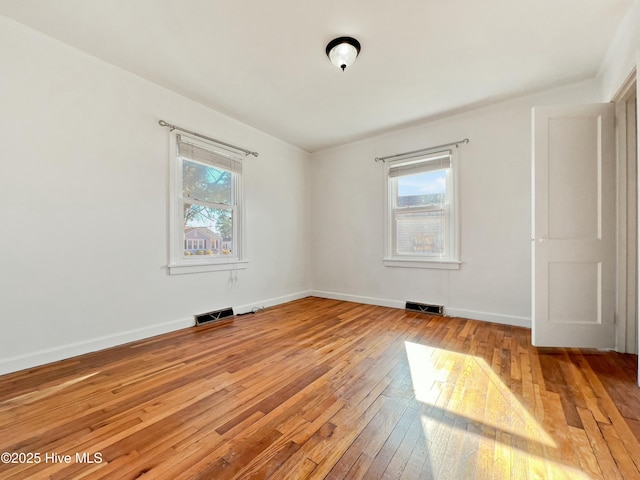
[234,290,312,314]
[444,307,531,328]
[310,290,531,328]
[310,290,405,309]
[0,290,314,376]
[0,317,195,376]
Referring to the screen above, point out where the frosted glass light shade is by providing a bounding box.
[326,37,361,71]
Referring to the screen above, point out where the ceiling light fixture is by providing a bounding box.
[326,36,361,71]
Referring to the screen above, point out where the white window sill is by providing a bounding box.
[383,257,461,270]
[169,259,249,275]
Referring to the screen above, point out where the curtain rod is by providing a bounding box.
[158,120,259,157]
[374,138,469,163]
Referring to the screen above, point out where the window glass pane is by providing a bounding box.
[395,210,445,255]
[397,169,447,207]
[182,159,232,205]
[183,203,233,256]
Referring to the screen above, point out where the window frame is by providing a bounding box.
[168,132,248,275]
[383,148,461,270]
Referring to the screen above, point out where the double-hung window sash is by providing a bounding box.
[389,151,452,259]
[176,134,242,262]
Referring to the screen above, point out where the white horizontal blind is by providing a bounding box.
[177,134,242,173]
[388,150,451,178]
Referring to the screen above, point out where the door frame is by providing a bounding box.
[613,68,638,356]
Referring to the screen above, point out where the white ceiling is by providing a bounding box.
[0,0,634,152]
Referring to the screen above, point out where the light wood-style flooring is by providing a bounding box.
[0,297,639,479]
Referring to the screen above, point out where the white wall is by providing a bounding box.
[310,81,602,327]
[0,17,311,374]
[599,0,640,100]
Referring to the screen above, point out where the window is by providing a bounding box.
[184,239,206,251]
[169,133,247,274]
[384,149,460,269]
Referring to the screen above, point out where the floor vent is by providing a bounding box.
[195,307,234,326]
[405,301,443,315]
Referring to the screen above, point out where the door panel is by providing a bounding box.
[548,262,600,324]
[532,103,615,348]
[547,117,600,240]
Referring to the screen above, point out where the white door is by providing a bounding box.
[532,103,616,347]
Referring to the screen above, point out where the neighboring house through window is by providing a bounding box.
[384,149,460,269]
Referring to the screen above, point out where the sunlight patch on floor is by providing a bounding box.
[405,341,592,479]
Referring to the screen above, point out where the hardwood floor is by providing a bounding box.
[0,297,639,479]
